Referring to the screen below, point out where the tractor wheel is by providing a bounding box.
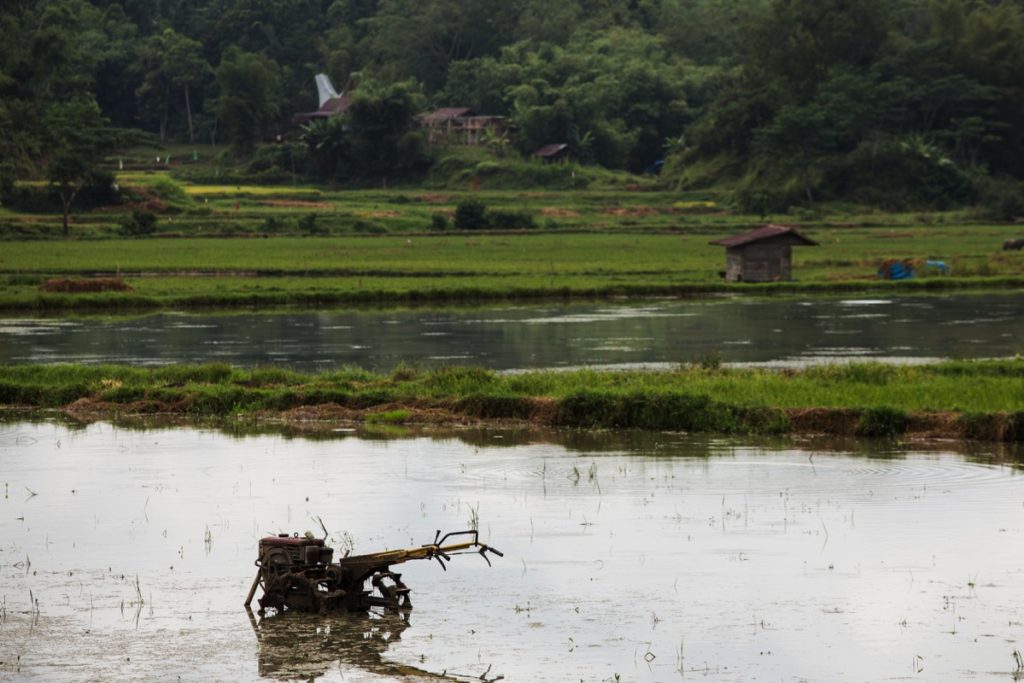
[369,570,412,610]
[258,549,294,614]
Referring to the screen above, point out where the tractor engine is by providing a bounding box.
[258,533,333,569]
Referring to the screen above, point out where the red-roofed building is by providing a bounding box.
[709,224,818,282]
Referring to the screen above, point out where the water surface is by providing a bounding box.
[2,293,1024,370]
[2,423,1024,681]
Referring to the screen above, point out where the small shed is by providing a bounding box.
[709,224,818,282]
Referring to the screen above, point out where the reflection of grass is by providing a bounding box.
[4,360,1024,440]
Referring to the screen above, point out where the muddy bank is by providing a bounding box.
[46,396,1024,444]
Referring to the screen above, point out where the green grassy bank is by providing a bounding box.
[4,361,1024,442]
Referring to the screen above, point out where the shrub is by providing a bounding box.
[262,216,286,232]
[430,212,449,230]
[733,188,798,216]
[486,209,535,229]
[148,175,191,206]
[454,199,489,229]
[978,180,1024,222]
[474,161,501,176]
[351,219,386,234]
[298,212,323,234]
[121,209,157,236]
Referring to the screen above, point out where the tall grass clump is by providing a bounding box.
[244,367,305,387]
[152,363,234,385]
[424,366,497,394]
[855,406,910,438]
[555,390,741,432]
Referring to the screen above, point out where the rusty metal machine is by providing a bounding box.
[245,529,502,615]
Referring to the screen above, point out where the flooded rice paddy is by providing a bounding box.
[2,423,1024,681]
[3,293,1024,370]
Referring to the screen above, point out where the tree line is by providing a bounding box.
[1,0,1023,210]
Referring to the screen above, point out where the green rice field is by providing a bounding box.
[2,168,1023,310]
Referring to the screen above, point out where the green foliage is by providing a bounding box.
[302,81,427,181]
[486,209,535,229]
[347,81,428,179]
[148,176,191,206]
[247,144,306,181]
[855,406,910,438]
[454,199,489,229]
[121,209,157,236]
[43,98,119,235]
[262,216,286,233]
[215,48,281,152]
[3,0,1024,206]
[301,118,349,178]
[430,212,449,230]
[978,180,1024,222]
[136,28,211,142]
[733,189,798,217]
[298,213,323,234]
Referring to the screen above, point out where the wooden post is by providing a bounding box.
[244,571,261,607]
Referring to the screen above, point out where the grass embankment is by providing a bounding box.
[1,227,1023,311]
[4,361,1024,442]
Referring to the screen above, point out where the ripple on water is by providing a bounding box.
[2,425,1024,681]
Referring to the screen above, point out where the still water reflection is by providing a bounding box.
[2,422,1023,681]
[3,293,1024,370]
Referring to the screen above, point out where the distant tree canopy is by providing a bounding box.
[43,98,119,234]
[2,0,1024,206]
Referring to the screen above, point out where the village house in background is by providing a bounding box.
[292,74,358,125]
[710,225,818,282]
[418,108,508,146]
[293,75,510,147]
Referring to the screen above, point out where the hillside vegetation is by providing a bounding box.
[1,0,1024,214]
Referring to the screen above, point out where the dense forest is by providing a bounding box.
[2,0,1024,210]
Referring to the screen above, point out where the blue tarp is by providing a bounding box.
[880,262,913,279]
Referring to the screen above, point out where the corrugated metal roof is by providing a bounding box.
[420,107,474,124]
[709,224,818,248]
[534,143,570,158]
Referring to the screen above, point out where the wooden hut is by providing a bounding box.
[709,224,818,282]
[418,108,508,145]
